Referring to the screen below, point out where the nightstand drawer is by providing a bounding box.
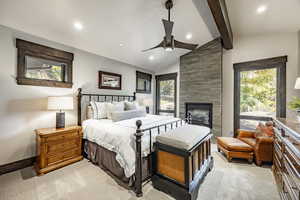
[46,138,80,155]
[47,148,80,166]
[46,131,80,142]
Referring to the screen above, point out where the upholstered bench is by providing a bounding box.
[152,125,213,200]
[216,137,254,163]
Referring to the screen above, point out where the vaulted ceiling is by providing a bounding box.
[0,0,213,72]
[226,0,300,36]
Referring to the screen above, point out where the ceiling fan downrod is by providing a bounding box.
[165,0,173,21]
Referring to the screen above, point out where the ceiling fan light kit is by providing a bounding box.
[142,0,198,52]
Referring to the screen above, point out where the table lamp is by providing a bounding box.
[142,98,153,114]
[48,96,73,128]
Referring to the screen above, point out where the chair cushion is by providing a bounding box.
[239,138,256,147]
[217,137,253,152]
[156,125,211,150]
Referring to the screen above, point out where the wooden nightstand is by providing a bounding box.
[35,126,83,175]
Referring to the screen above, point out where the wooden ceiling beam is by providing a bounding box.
[207,0,233,50]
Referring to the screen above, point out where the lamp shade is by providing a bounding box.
[142,98,153,106]
[295,77,300,89]
[48,96,73,111]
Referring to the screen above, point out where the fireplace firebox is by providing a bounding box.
[185,103,213,128]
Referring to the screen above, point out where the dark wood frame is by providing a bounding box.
[16,39,74,88]
[207,0,233,50]
[155,73,178,117]
[99,71,122,90]
[136,71,152,94]
[77,88,193,197]
[233,56,287,136]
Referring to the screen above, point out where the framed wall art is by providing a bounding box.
[99,71,122,90]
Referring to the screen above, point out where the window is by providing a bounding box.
[136,71,152,93]
[25,56,67,82]
[156,73,177,117]
[234,56,287,135]
[16,39,73,88]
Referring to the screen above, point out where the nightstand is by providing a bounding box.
[35,126,83,175]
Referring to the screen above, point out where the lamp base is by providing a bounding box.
[56,112,65,129]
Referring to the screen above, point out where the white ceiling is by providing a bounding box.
[226,0,300,36]
[0,0,213,72]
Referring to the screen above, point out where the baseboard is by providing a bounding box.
[0,157,36,176]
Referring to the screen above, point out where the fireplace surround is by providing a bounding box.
[185,103,213,128]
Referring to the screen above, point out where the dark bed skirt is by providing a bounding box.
[84,140,151,187]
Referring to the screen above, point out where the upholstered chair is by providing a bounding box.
[237,130,274,166]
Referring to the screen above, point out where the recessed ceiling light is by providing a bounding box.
[257,5,267,14]
[119,43,124,47]
[149,55,154,60]
[186,33,192,40]
[74,22,83,30]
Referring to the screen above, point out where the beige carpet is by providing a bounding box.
[0,146,280,200]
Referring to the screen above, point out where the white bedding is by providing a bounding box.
[82,114,185,178]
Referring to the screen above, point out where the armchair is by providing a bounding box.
[237,129,273,166]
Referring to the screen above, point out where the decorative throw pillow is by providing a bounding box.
[261,122,274,137]
[255,122,274,138]
[111,109,146,122]
[255,123,267,138]
[90,101,108,119]
[124,101,140,110]
[87,105,94,119]
[106,102,125,119]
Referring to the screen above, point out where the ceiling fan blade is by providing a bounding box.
[142,41,164,52]
[162,19,174,41]
[174,40,198,51]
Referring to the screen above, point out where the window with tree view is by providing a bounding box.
[156,73,177,117]
[240,68,277,130]
[25,56,66,82]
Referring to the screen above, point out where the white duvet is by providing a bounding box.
[82,114,185,178]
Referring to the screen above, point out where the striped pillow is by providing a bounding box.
[90,101,108,119]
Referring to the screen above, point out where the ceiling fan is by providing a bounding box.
[142,0,198,52]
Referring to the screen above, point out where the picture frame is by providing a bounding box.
[99,71,122,90]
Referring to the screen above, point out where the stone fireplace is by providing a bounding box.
[180,39,223,137]
[185,103,213,128]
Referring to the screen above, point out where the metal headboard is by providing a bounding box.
[77,88,136,125]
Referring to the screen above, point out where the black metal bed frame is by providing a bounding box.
[77,88,192,197]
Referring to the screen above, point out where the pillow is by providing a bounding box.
[90,101,108,119]
[87,105,94,119]
[111,109,146,122]
[124,101,140,110]
[107,102,125,119]
[255,122,274,138]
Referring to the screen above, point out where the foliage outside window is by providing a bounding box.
[159,80,175,110]
[240,68,277,117]
[25,56,66,82]
[136,71,152,93]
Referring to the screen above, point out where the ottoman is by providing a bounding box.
[217,137,254,163]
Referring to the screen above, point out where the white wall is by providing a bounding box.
[0,25,154,165]
[223,33,299,136]
[155,63,180,116]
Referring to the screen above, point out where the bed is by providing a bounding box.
[77,88,211,197]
